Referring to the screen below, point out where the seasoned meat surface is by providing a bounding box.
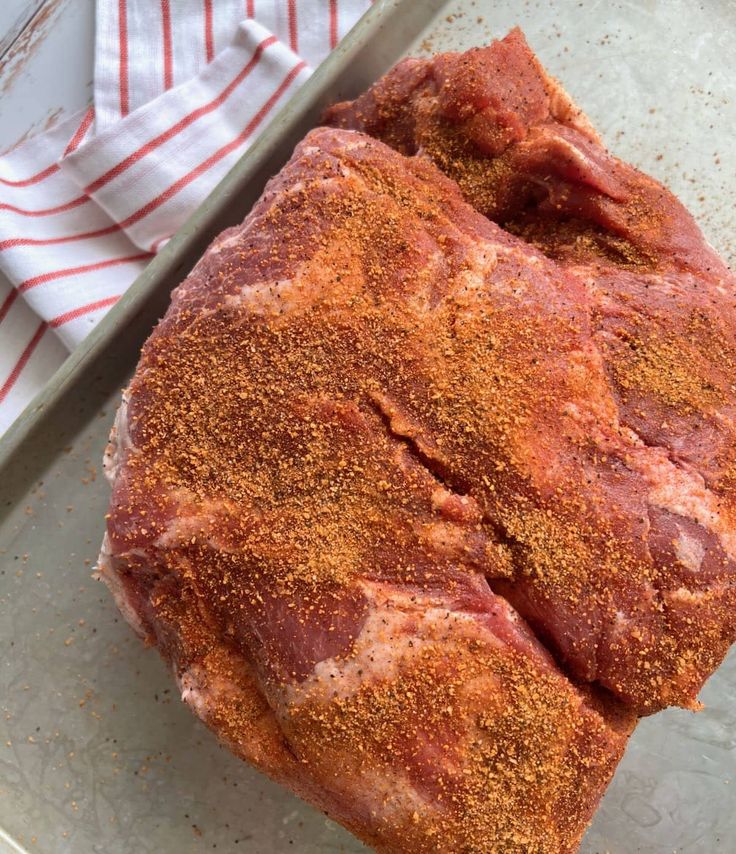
[101,28,735,853]
[101,127,633,852]
[325,28,736,714]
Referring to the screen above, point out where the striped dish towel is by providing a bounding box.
[0,0,371,435]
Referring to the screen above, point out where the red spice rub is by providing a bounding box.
[325,28,736,713]
[101,128,637,852]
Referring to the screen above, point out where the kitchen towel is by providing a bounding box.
[0,0,372,434]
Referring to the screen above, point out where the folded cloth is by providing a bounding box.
[0,0,370,435]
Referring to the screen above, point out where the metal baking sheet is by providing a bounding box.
[1,1,734,851]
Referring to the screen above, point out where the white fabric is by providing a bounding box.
[0,0,370,435]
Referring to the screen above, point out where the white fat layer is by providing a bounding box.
[613,609,630,630]
[179,668,211,718]
[666,587,711,604]
[153,495,257,551]
[95,533,147,639]
[640,452,736,559]
[609,579,657,638]
[208,226,247,255]
[277,586,505,821]
[495,240,545,269]
[673,532,706,573]
[454,244,499,291]
[284,585,501,707]
[154,509,219,550]
[103,392,132,484]
[562,384,736,561]
[528,129,593,169]
[546,75,600,142]
[178,664,244,722]
[338,766,431,822]
[230,277,303,315]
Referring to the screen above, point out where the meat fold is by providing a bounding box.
[325,28,736,715]
[101,126,634,853]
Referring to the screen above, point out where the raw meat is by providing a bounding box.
[325,28,736,714]
[101,29,736,853]
[100,127,633,853]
